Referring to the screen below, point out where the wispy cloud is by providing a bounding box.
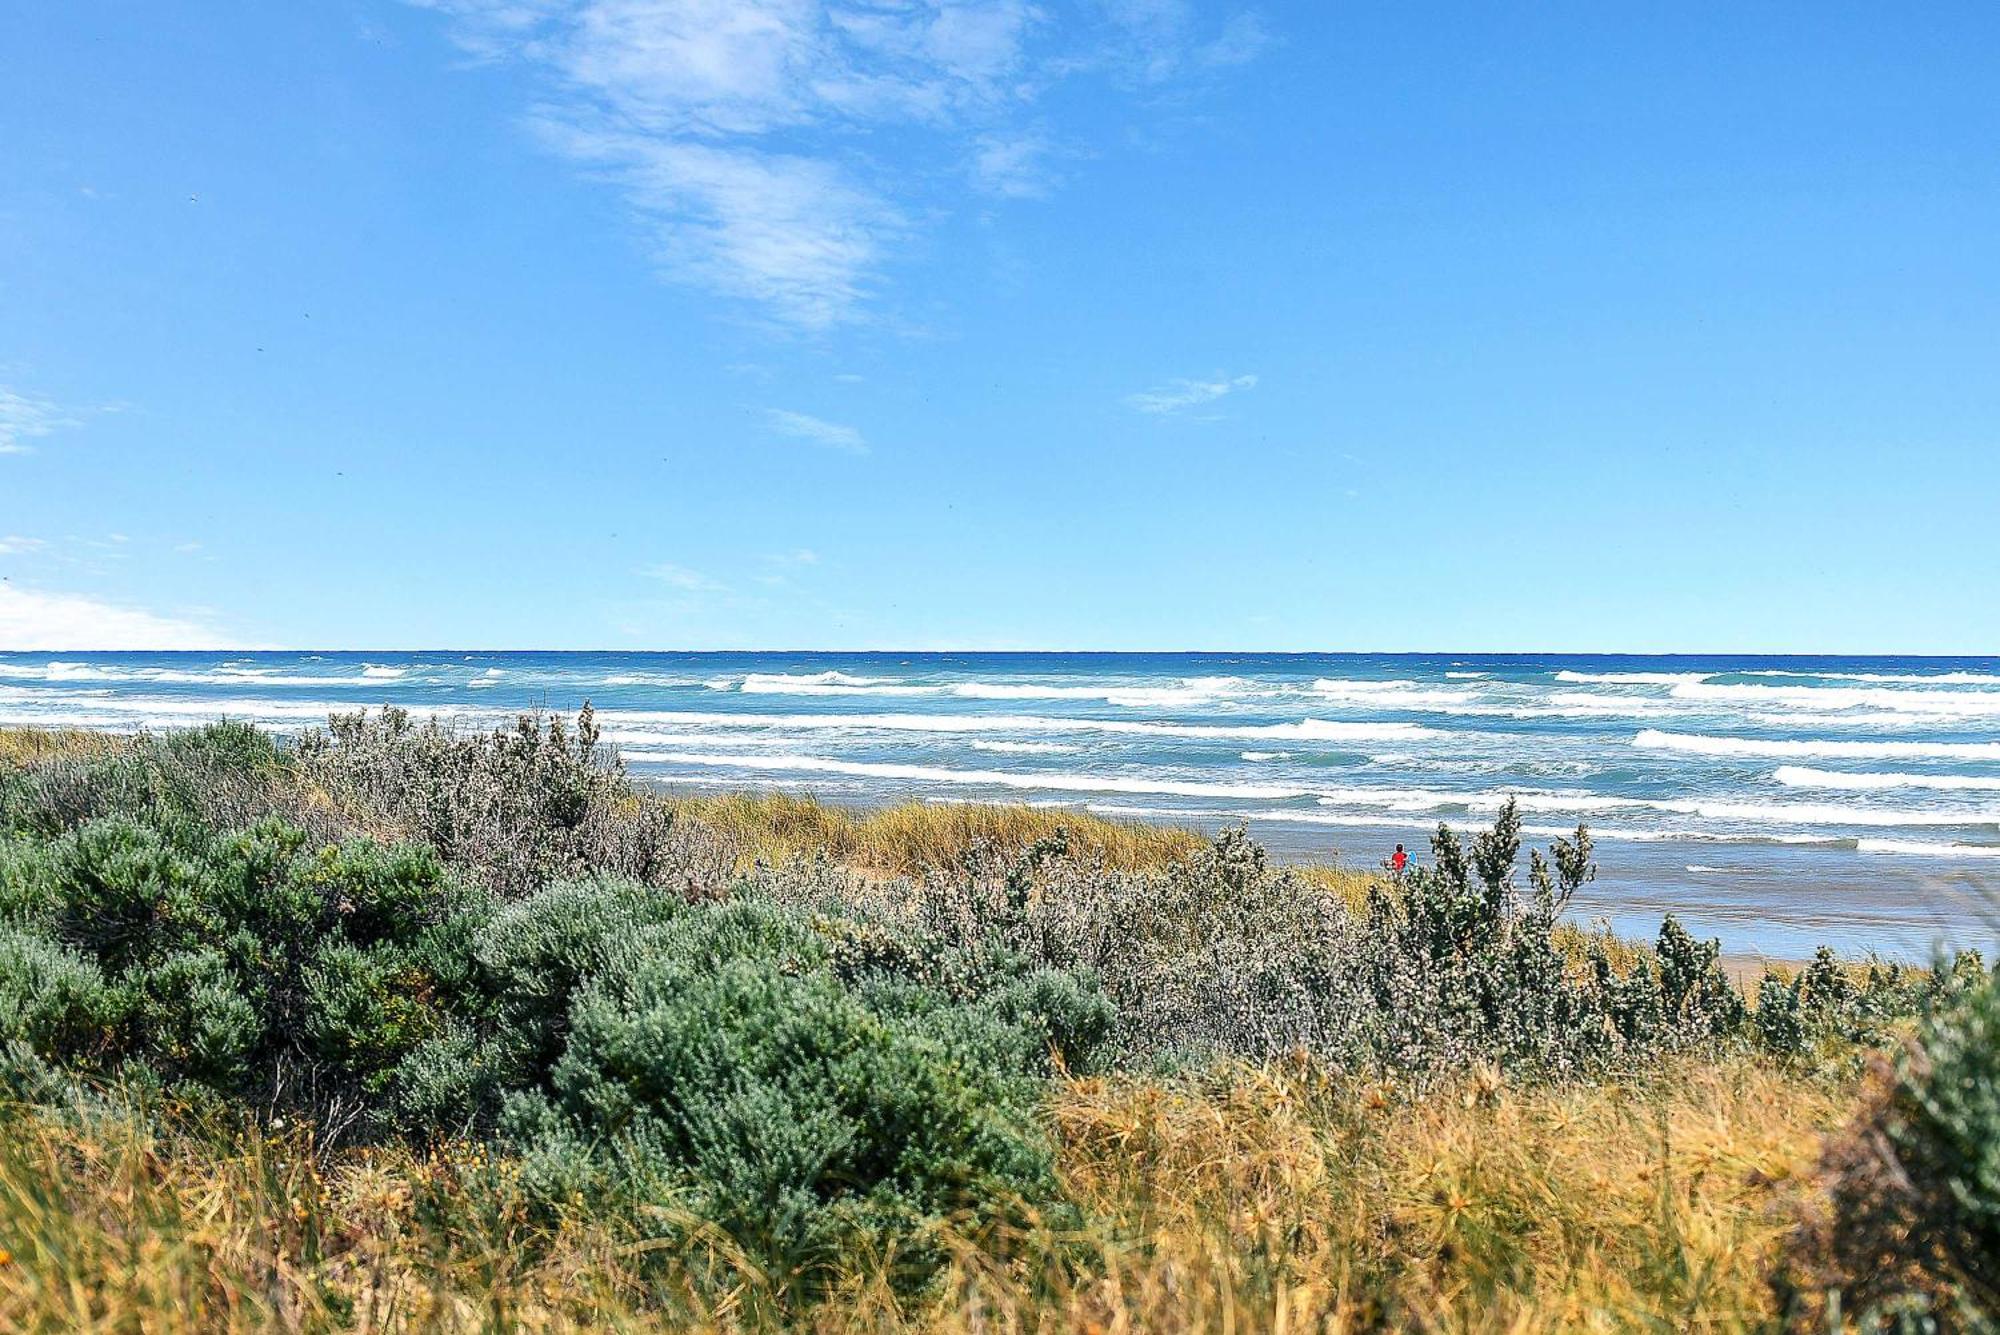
[411,1,1267,326]
[640,561,730,593]
[1093,1,1270,83]
[0,535,46,556]
[1125,372,1258,416]
[971,131,1057,198]
[765,407,867,453]
[0,585,247,650]
[753,546,822,586]
[0,387,77,456]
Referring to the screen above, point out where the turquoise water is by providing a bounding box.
[3,651,1996,959]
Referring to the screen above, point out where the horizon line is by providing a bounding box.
[4,647,1997,660]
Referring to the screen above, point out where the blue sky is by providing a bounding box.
[3,1,1997,652]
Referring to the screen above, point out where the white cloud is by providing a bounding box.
[765,407,867,453]
[412,1,1264,325]
[1125,372,1258,416]
[0,536,46,556]
[540,121,902,326]
[0,387,77,456]
[971,131,1056,198]
[1096,1,1269,83]
[640,561,729,592]
[0,586,247,650]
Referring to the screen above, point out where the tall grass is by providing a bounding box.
[665,790,1210,876]
[0,729,125,768]
[0,1060,1849,1333]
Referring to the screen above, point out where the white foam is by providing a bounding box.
[1670,680,2000,717]
[1445,671,1489,679]
[739,671,935,696]
[601,710,1436,744]
[1634,729,2000,762]
[1555,670,1711,685]
[1774,766,2000,793]
[626,751,1314,801]
[1855,839,2000,859]
[0,696,354,727]
[966,740,1076,754]
[0,662,406,688]
[1309,785,1996,828]
[1741,669,2000,686]
[1311,679,1478,709]
[950,675,1259,708]
[361,665,407,680]
[729,671,1266,709]
[1078,804,1853,848]
[1240,751,1289,762]
[1543,692,1680,717]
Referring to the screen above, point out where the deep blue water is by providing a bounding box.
[3,650,1996,959]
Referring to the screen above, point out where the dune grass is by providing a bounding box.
[0,1058,1846,1333]
[664,788,1212,877]
[0,728,125,767]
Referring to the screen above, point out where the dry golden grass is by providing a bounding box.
[0,727,126,767]
[0,1057,1853,1334]
[667,790,1209,877]
[915,1059,1846,1333]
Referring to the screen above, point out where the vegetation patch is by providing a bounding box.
[0,715,1991,1330]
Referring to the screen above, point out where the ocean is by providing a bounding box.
[3,650,1996,960]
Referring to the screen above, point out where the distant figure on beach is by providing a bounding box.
[1389,843,1409,873]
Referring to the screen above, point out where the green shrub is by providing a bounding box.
[519,931,1063,1294]
[0,809,483,1139]
[0,723,292,841]
[1782,962,1999,1328]
[0,928,125,1061]
[1892,967,2000,1315]
[133,949,261,1084]
[1755,970,1805,1056]
[471,877,693,1088]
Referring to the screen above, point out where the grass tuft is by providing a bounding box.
[665,790,1209,876]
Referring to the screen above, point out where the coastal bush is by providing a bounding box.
[294,706,733,897]
[0,810,483,1142]
[901,806,1698,1077]
[1782,961,1999,1328]
[496,897,1081,1295]
[1896,964,2000,1315]
[470,876,694,1090]
[0,723,297,842]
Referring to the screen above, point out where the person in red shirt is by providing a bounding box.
[1389,843,1409,873]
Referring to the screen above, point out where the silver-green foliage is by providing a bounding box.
[294,706,733,897]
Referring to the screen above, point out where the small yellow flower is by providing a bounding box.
[0,1247,13,1265]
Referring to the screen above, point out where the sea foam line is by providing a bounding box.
[1085,804,1857,847]
[733,672,1267,709]
[1309,787,1996,828]
[1741,670,2000,686]
[1774,766,2000,793]
[1634,729,2000,762]
[609,710,1435,744]
[625,751,1314,801]
[1855,839,2000,859]
[1669,680,2000,717]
